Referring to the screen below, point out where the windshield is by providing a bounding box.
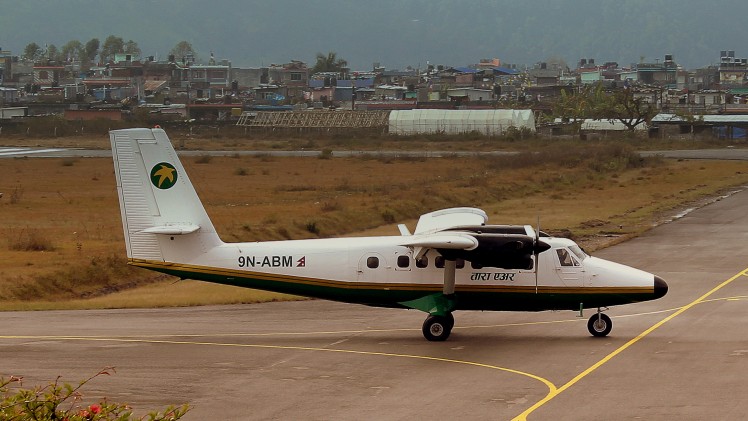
[569,245,588,261]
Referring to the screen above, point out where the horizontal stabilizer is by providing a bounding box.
[141,224,201,235]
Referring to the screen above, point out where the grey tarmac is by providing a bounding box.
[4,146,748,161]
[2,187,748,420]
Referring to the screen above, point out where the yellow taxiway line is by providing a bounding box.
[512,268,748,421]
[1,289,745,420]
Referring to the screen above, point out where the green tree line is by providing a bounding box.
[22,36,198,68]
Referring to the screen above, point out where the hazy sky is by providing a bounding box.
[2,0,747,70]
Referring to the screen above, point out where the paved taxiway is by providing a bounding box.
[2,191,748,420]
[5,146,748,161]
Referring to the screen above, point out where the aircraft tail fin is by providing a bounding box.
[110,128,223,262]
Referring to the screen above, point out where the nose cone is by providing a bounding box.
[654,275,668,299]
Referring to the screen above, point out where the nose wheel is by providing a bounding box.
[422,313,454,341]
[587,310,612,337]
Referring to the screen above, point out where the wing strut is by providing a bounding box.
[534,218,540,294]
[443,259,457,295]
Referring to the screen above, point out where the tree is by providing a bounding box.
[100,35,124,63]
[124,39,141,57]
[45,44,59,62]
[60,40,84,62]
[553,84,655,132]
[312,51,348,74]
[84,38,100,64]
[23,42,42,61]
[553,84,606,127]
[595,89,656,131]
[169,41,197,63]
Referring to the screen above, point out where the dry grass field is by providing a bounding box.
[1,135,747,310]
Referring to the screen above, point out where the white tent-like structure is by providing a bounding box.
[389,109,535,136]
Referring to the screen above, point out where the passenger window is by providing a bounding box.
[367,256,379,269]
[397,255,410,268]
[436,256,464,269]
[416,256,428,268]
[435,255,445,268]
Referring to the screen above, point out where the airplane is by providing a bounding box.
[110,127,668,341]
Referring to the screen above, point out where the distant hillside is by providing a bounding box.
[1,0,747,70]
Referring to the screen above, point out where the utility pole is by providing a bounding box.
[351,83,356,111]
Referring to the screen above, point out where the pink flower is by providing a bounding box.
[89,404,102,414]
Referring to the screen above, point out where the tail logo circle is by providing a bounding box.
[150,163,178,189]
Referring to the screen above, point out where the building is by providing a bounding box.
[173,62,231,100]
[33,65,65,87]
[0,49,11,84]
[528,64,561,86]
[389,109,535,136]
[636,55,678,88]
[446,88,493,102]
[717,50,748,90]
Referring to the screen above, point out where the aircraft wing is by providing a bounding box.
[401,207,550,270]
[399,234,479,250]
[402,231,550,270]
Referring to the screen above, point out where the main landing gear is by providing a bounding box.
[422,313,455,341]
[587,308,612,337]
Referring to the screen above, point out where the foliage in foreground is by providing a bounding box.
[0,368,189,420]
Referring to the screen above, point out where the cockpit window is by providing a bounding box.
[556,248,580,267]
[569,245,588,261]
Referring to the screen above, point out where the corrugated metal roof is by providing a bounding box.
[144,80,167,91]
[453,67,478,74]
[308,78,374,88]
[652,113,748,124]
[492,67,520,75]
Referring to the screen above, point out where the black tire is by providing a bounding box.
[444,312,455,330]
[422,315,452,341]
[587,313,612,337]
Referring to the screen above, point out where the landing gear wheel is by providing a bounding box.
[422,315,453,341]
[587,313,612,337]
[444,312,455,330]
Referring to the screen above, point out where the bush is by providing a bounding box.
[9,185,23,204]
[0,368,189,420]
[305,221,320,235]
[7,228,55,252]
[381,210,396,224]
[194,154,212,164]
